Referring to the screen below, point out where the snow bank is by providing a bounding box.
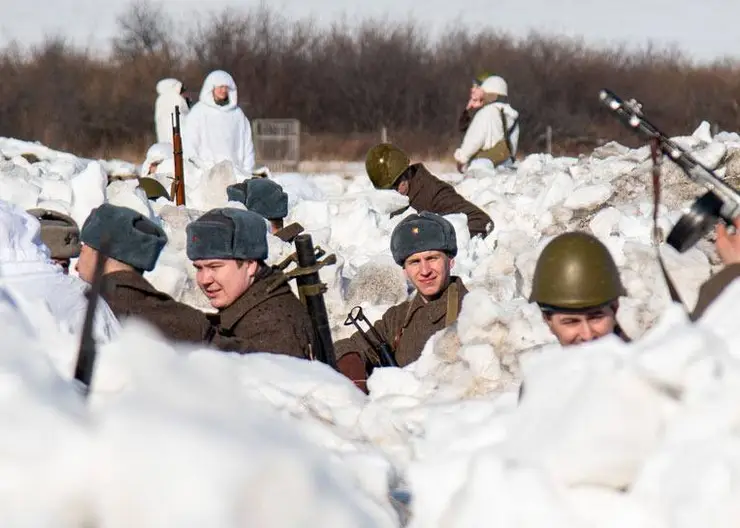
[0,123,739,525]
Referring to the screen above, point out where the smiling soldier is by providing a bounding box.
[529,231,629,346]
[335,212,468,391]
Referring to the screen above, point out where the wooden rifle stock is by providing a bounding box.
[171,106,186,206]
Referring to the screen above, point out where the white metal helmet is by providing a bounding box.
[481,75,508,96]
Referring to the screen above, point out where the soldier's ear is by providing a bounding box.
[448,256,455,271]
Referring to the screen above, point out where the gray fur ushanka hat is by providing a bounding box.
[226,178,288,220]
[186,208,268,262]
[390,212,457,266]
[80,203,167,271]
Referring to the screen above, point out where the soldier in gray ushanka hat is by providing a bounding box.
[225,178,305,243]
[76,203,210,344]
[390,211,458,266]
[185,207,314,358]
[334,211,469,393]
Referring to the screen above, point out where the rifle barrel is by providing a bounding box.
[294,234,338,370]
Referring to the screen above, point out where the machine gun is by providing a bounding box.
[276,234,338,370]
[73,236,110,398]
[599,89,740,253]
[170,106,186,206]
[343,305,399,368]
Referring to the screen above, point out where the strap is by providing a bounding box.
[445,281,460,326]
[392,294,417,351]
[650,139,687,310]
[392,281,460,351]
[499,108,518,163]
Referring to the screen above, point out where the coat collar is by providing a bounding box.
[401,276,467,328]
[215,267,290,330]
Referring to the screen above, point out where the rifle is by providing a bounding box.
[343,306,398,367]
[599,89,740,253]
[170,106,186,206]
[278,234,338,370]
[73,235,110,398]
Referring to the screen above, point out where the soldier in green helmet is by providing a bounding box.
[138,176,171,202]
[529,231,630,346]
[365,142,493,238]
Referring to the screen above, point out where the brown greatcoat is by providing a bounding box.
[335,277,468,369]
[204,266,314,358]
[101,270,210,343]
[690,263,740,321]
[398,164,493,237]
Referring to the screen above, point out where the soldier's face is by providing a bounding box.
[544,305,618,346]
[193,258,259,309]
[403,250,453,299]
[396,180,410,195]
[52,258,71,275]
[212,85,229,102]
[75,244,97,283]
[470,85,484,102]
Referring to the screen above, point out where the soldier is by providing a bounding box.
[182,70,256,175]
[138,177,172,202]
[336,212,468,392]
[186,207,314,357]
[27,208,81,275]
[77,203,209,342]
[365,143,493,238]
[226,178,305,243]
[454,75,520,172]
[529,231,629,346]
[691,218,740,320]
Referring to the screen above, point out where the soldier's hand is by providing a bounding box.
[715,218,740,265]
[456,161,466,174]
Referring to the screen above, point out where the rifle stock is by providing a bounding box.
[171,106,186,206]
[73,235,110,398]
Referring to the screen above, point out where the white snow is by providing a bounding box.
[0,121,739,526]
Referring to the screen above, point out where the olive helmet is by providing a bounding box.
[365,143,410,190]
[473,71,492,86]
[529,231,626,310]
[138,177,171,201]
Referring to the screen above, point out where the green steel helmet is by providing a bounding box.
[529,231,626,310]
[473,71,493,85]
[138,177,171,201]
[365,143,410,190]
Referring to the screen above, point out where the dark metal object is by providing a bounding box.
[73,235,110,398]
[343,305,399,367]
[288,234,338,370]
[599,89,740,252]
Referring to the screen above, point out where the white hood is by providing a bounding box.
[140,143,174,177]
[0,199,120,341]
[182,70,255,173]
[198,70,239,111]
[0,199,53,275]
[156,78,183,96]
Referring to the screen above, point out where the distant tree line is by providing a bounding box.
[1,0,740,162]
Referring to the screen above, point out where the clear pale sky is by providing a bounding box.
[1,0,738,63]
